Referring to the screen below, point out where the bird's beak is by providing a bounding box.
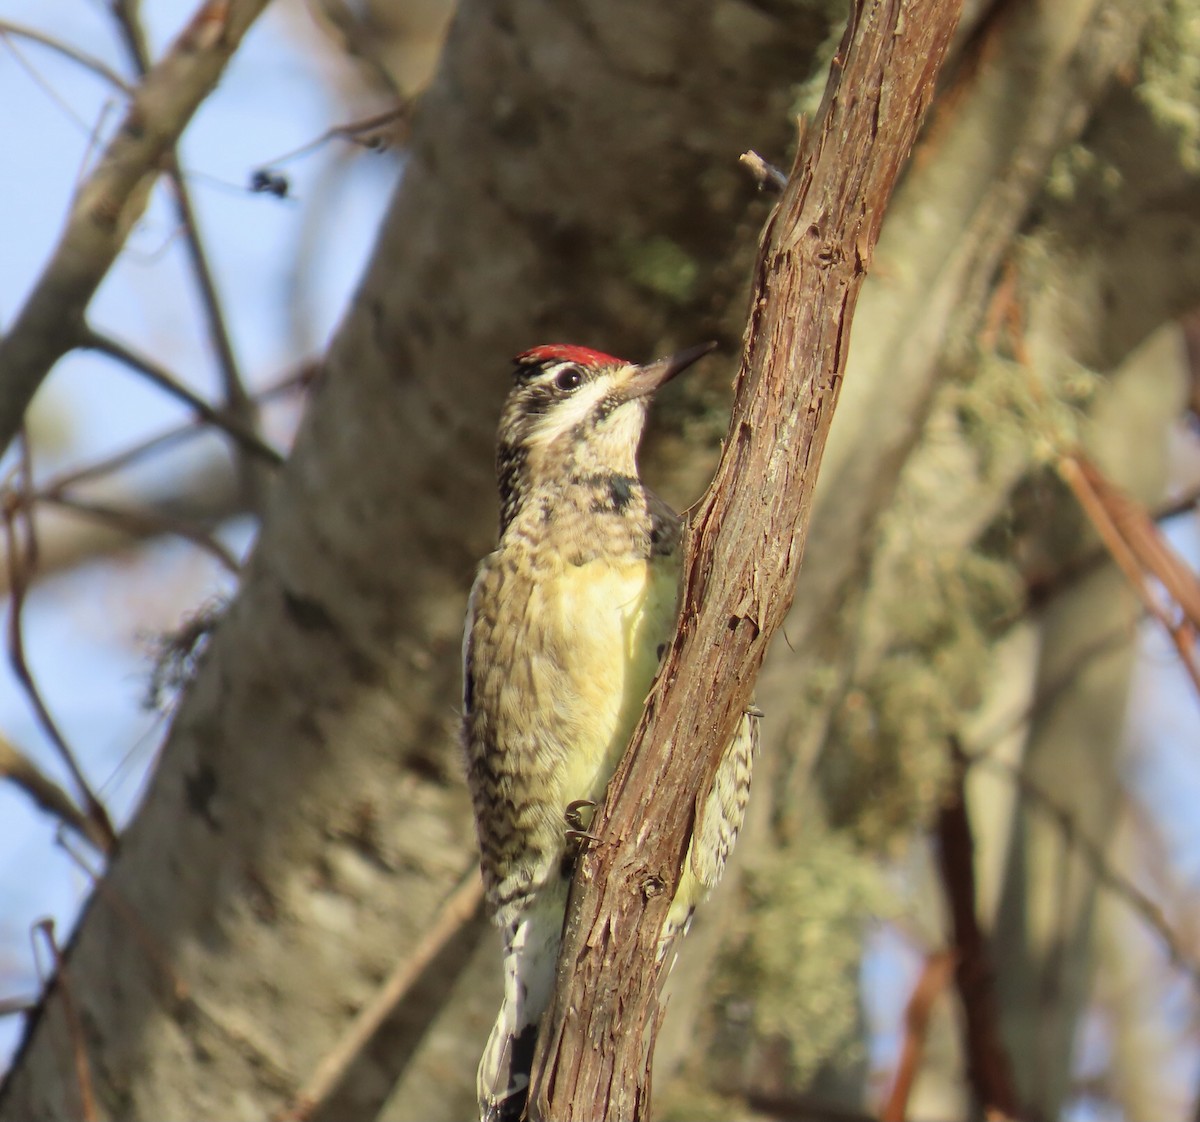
[618,341,718,402]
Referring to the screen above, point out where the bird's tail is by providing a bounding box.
[478,889,565,1122]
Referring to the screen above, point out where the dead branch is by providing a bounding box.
[38,494,241,573]
[935,741,1020,1119]
[79,327,283,467]
[529,2,963,1117]
[33,921,96,1122]
[880,951,956,1122]
[0,20,132,92]
[0,0,272,462]
[0,734,109,852]
[108,0,269,506]
[1058,452,1200,696]
[2,475,117,853]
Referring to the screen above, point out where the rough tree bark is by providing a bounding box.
[529,1,962,1117]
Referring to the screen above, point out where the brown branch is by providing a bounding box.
[109,2,268,505]
[1058,453,1200,697]
[0,734,110,852]
[0,364,310,597]
[0,0,272,461]
[38,359,311,495]
[78,326,284,467]
[273,871,485,1122]
[1023,481,1200,619]
[0,994,38,1018]
[880,951,957,1122]
[255,105,412,171]
[935,741,1020,1120]
[0,20,133,92]
[33,920,97,1122]
[529,1,963,1117]
[2,480,117,853]
[37,493,242,573]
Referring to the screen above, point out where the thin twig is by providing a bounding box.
[274,871,485,1122]
[2,466,118,852]
[38,493,241,573]
[739,149,789,193]
[38,360,312,495]
[255,105,411,171]
[108,4,267,504]
[0,734,110,851]
[0,19,133,92]
[0,993,39,1017]
[79,326,284,467]
[1058,453,1200,697]
[1023,481,1200,619]
[34,919,98,1122]
[880,951,957,1122]
[0,36,108,137]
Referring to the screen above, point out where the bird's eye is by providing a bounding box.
[554,366,583,392]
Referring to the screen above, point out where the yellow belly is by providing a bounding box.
[541,555,678,813]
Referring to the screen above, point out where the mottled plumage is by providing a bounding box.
[462,344,756,1122]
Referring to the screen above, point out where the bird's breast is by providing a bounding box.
[541,554,678,802]
[499,549,681,811]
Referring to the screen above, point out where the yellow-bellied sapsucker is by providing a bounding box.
[462,343,756,1122]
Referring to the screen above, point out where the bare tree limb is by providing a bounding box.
[530,2,963,1117]
[936,741,1020,1119]
[0,734,109,852]
[37,494,241,573]
[0,20,133,93]
[0,0,272,461]
[880,951,956,1122]
[32,921,96,1122]
[79,326,284,468]
[2,470,117,853]
[108,1,268,506]
[1058,452,1200,697]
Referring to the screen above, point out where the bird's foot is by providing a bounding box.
[564,798,597,832]
[564,799,600,847]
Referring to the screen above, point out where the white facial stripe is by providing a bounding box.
[526,376,613,448]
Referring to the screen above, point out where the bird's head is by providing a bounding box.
[494,341,716,528]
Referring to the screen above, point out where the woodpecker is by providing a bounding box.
[462,342,756,1122]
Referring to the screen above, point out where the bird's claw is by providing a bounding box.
[564,798,597,833]
[565,828,602,845]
